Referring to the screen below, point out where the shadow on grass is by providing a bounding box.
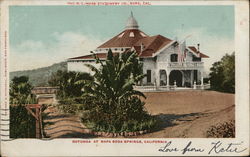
[45,114,71,120]
[44,124,89,131]
[58,132,96,138]
[153,112,203,131]
[48,129,96,138]
[48,130,97,138]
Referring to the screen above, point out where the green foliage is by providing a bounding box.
[10,104,51,138]
[48,70,93,114]
[10,76,36,105]
[9,76,37,138]
[10,105,36,138]
[49,70,93,99]
[57,102,85,114]
[81,50,156,133]
[206,120,235,138]
[209,52,235,93]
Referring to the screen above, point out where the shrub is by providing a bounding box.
[48,70,92,114]
[9,76,38,138]
[9,76,49,138]
[48,70,93,99]
[206,120,235,138]
[56,97,85,114]
[80,50,157,133]
[10,105,36,138]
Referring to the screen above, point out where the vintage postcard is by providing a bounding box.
[0,0,249,156]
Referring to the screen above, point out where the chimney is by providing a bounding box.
[140,43,144,52]
[197,44,200,57]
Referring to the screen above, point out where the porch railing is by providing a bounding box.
[134,83,210,92]
[158,61,204,69]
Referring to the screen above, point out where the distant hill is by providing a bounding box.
[10,62,67,86]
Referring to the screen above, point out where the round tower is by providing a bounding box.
[125,12,139,30]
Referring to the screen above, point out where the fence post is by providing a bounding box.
[174,81,177,90]
[35,108,41,138]
[26,104,42,138]
[193,81,197,89]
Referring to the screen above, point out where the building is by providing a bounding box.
[67,12,209,90]
[31,87,59,105]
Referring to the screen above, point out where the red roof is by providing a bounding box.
[69,35,173,60]
[134,35,173,57]
[98,29,148,48]
[68,53,117,60]
[188,46,209,58]
[68,34,209,60]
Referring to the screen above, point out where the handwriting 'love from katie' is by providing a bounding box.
[158,141,247,155]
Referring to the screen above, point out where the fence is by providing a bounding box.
[134,83,210,92]
[25,104,43,138]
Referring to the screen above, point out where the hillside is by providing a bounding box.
[10,62,67,86]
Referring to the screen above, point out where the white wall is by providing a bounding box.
[142,58,156,84]
[185,51,193,62]
[67,60,100,75]
[157,45,174,63]
[156,45,197,63]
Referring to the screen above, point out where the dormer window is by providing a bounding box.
[129,32,135,37]
[192,55,201,62]
[170,54,178,62]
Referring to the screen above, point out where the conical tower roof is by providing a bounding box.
[98,12,148,48]
[125,12,139,30]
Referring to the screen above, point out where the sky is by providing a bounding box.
[9,5,234,73]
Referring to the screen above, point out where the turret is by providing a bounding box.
[125,11,139,30]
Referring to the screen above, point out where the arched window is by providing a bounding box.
[170,54,178,62]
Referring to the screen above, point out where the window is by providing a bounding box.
[192,55,201,61]
[147,70,151,83]
[170,54,178,62]
[129,32,135,37]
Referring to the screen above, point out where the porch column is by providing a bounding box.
[155,69,160,87]
[166,70,170,87]
[201,70,204,90]
[182,71,185,87]
[191,70,194,86]
[201,70,204,85]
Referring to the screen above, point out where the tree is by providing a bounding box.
[48,70,93,114]
[49,70,93,100]
[80,50,156,133]
[10,76,36,105]
[9,76,37,138]
[209,52,235,93]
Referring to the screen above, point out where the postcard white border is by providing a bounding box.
[0,0,249,156]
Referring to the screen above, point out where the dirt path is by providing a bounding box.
[137,91,235,138]
[137,104,235,138]
[43,106,94,138]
